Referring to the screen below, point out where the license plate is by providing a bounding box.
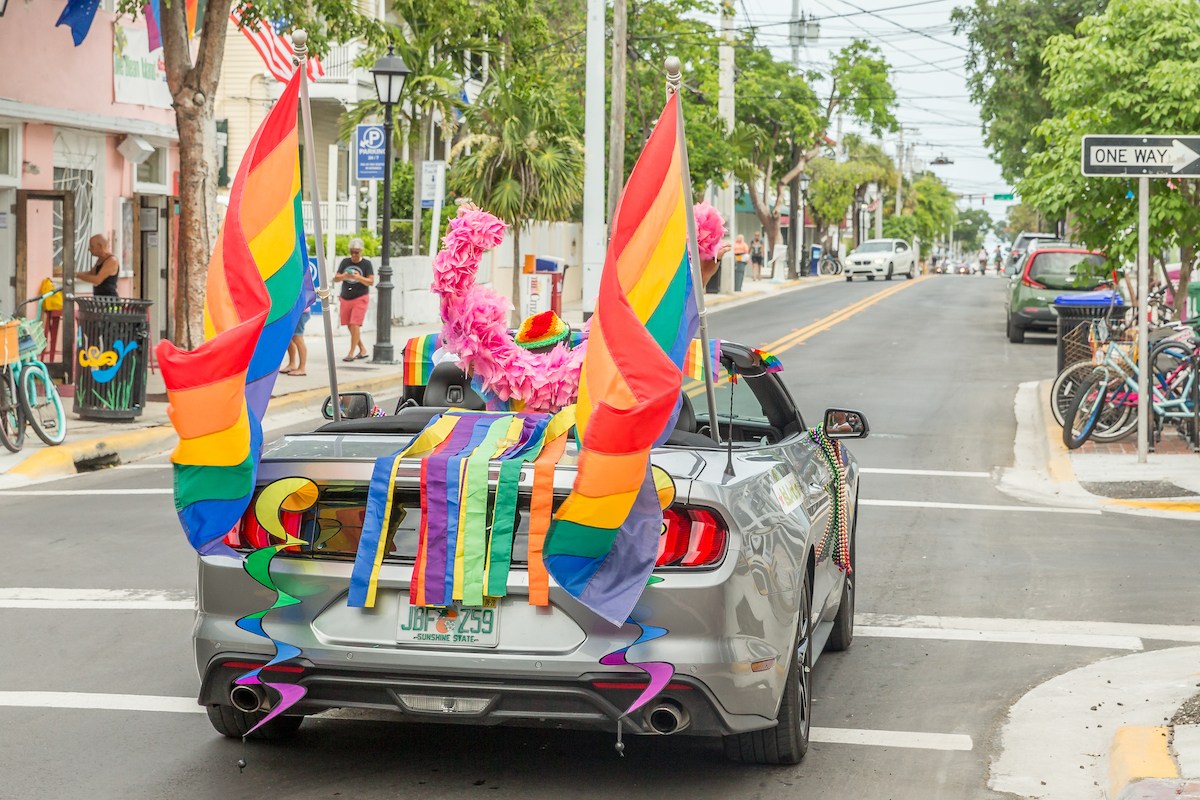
[396,595,500,648]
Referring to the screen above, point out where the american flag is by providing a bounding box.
[230,8,325,83]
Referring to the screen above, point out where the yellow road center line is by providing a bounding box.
[686,276,929,398]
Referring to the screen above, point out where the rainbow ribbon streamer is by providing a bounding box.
[545,90,698,629]
[347,409,575,609]
[233,479,318,733]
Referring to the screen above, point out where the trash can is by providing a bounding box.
[73,297,152,421]
[809,245,822,276]
[1052,291,1124,373]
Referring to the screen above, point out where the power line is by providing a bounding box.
[824,0,970,53]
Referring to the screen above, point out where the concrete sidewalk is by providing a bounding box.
[0,273,836,485]
[1110,721,1200,799]
[1000,380,1200,519]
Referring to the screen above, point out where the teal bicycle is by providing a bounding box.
[0,290,68,452]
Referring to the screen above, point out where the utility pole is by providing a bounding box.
[581,0,606,317]
[790,0,802,66]
[606,0,628,223]
[895,126,904,216]
[787,0,802,279]
[717,2,736,293]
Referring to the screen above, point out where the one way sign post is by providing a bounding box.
[1078,134,1200,465]
[1081,134,1200,177]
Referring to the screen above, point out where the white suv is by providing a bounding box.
[845,239,917,281]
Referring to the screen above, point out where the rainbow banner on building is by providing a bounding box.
[543,92,699,626]
[157,71,313,554]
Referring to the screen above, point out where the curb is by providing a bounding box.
[6,371,404,482]
[1038,379,1077,484]
[1111,727,1180,799]
[704,275,841,312]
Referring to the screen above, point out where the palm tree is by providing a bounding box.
[450,67,584,325]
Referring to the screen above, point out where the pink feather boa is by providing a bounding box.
[432,207,586,412]
[431,203,727,412]
[693,201,727,262]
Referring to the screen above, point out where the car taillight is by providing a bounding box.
[657,507,728,568]
[223,506,304,552]
[1022,273,1045,289]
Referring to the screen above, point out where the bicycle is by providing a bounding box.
[820,254,843,275]
[0,290,68,452]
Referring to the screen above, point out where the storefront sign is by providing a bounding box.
[113,24,171,109]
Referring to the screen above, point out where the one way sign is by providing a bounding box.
[1081,135,1200,177]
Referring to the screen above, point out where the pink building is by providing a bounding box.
[0,0,179,364]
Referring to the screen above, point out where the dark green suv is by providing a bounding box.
[1005,246,1110,343]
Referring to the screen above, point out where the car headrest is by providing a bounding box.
[675,391,697,433]
[422,362,486,410]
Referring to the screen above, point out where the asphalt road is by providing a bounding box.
[3,274,1198,799]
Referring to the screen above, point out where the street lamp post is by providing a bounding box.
[370,47,411,364]
[798,171,810,275]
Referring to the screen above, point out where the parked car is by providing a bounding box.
[1006,231,1059,274]
[1005,245,1110,343]
[844,238,917,281]
[194,343,869,766]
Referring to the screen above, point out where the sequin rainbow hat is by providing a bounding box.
[514,310,570,350]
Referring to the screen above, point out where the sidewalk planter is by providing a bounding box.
[73,298,152,422]
[1052,291,1124,373]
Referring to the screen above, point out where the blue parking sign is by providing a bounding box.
[355,124,386,181]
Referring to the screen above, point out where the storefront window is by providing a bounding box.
[0,128,11,176]
[136,147,165,187]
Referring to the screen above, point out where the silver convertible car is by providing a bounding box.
[194,342,868,765]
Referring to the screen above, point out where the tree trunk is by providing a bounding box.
[411,106,425,256]
[1178,243,1193,319]
[510,225,522,327]
[161,0,226,348]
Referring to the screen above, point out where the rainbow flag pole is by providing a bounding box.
[292,30,343,421]
[665,58,720,442]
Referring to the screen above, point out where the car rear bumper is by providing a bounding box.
[196,657,772,736]
[1013,307,1056,329]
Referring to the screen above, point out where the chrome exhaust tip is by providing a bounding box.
[230,684,268,713]
[645,701,689,735]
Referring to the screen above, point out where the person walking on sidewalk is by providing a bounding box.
[76,234,120,297]
[750,233,765,281]
[280,306,311,376]
[335,238,374,362]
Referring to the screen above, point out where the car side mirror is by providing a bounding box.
[823,408,869,439]
[322,391,375,420]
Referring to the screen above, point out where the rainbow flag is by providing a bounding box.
[157,71,313,554]
[143,0,162,50]
[682,338,720,382]
[401,333,440,386]
[185,0,199,38]
[543,92,699,626]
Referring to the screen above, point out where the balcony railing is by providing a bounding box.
[301,200,358,236]
[316,42,364,84]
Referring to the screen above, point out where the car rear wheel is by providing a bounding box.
[723,570,811,765]
[1007,315,1025,344]
[206,705,305,740]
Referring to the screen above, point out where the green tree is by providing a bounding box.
[952,0,1106,185]
[735,39,898,261]
[450,67,585,325]
[1019,0,1199,313]
[954,207,994,253]
[116,0,379,347]
[1000,203,1044,239]
[807,157,879,254]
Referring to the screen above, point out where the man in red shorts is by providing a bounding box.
[335,238,374,361]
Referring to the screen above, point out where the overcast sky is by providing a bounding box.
[703,0,1016,227]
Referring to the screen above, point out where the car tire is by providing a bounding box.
[206,704,305,740]
[885,264,893,280]
[845,275,852,282]
[866,275,875,282]
[1007,316,1025,344]
[825,512,856,652]
[723,570,812,765]
[906,265,915,279]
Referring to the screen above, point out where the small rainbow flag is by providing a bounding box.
[157,71,313,554]
[143,0,162,50]
[401,333,440,386]
[544,91,699,626]
[682,338,721,382]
